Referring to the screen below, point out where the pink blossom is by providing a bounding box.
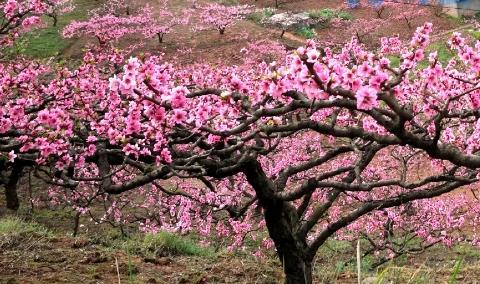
[356,86,378,110]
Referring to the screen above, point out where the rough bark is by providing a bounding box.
[243,158,312,284]
[5,164,23,210]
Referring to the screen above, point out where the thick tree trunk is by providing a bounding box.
[5,164,23,211]
[265,201,313,284]
[242,159,313,284]
[282,244,312,284]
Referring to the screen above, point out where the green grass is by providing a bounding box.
[247,8,276,24]
[428,42,455,64]
[105,231,215,258]
[337,11,354,20]
[449,257,464,284]
[264,8,275,18]
[309,8,336,20]
[387,55,401,68]
[309,8,353,21]
[0,216,50,236]
[10,0,97,59]
[142,232,214,257]
[217,0,240,5]
[417,42,455,69]
[295,26,316,39]
[386,42,455,70]
[0,216,51,249]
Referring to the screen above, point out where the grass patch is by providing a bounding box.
[104,231,215,258]
[387,55,401,68]
[428,42,455,64]
[337,11,353,20]
[217,0,240,5]
[309,8,353,21]
[247,8,275,24]
[417,42,455,69]
[141,232,214,257]
[0,216,50,236]
[0,216,51,249]
[295,26,316,39]
[9,0,97,59]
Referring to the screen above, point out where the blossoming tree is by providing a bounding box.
[0,0,52,46]
[194,3,253,35]
[45,0,75,27]
[3,1,480,281]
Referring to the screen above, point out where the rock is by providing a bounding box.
[33,252,67,263]
[362,276,394,284]
[362,277,378,284]
[144,256,172,266]
[71,238,90,249]
[80,251,108,264]
[112,262,139,275]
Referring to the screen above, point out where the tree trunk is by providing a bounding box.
[282,246,313,284]
[219,28,225,35]
[264,201,313,284]
[242,159,312,284]
[5,164,23,211]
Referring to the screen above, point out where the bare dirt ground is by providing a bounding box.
[0,233,283,284]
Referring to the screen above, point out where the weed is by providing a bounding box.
[105,231,215,259]
[127,243,136,284]
[448,257,464,284]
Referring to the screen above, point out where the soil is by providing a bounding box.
[0,232,284,284]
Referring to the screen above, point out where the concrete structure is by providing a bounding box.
[442,0,480,17]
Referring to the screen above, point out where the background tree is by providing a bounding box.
[194,3,253,35]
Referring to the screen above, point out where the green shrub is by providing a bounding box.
[337,11,353,20]
[309,8,336,20]
[295,27,316,39]
[264,8,275,18]
[247,11,264,24]
[309,8,353,22]
[247,8,275,24]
